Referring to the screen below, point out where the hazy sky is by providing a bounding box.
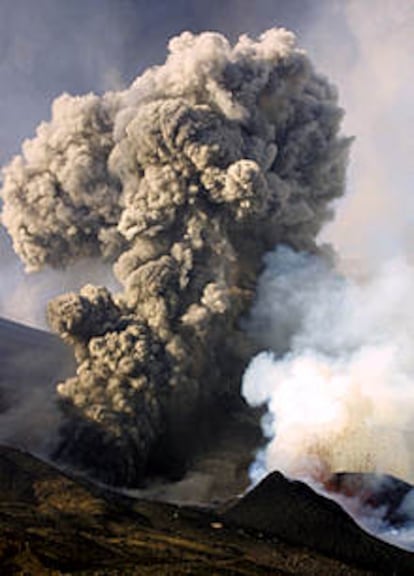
[0,0,340,166]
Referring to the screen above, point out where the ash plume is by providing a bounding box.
[1,28,349,486]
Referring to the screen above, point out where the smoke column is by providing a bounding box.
[0,28,349,485]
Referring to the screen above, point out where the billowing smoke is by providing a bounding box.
[0,28,349,485]
[243,247,414,484]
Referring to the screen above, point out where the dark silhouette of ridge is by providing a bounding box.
[223,471,414,574]
[0,444,413,574]
[0,316,75,399]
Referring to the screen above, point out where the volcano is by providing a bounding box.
[1,317,414,572]
[1,23,414,572]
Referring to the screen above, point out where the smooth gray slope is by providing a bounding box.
[0,317,75,450]
[0,317,74,393]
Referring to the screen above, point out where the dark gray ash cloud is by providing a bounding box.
[1,27,349,486]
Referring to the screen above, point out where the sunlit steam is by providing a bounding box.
[243,247,414,485]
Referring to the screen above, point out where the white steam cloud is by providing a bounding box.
[243,247,414,483]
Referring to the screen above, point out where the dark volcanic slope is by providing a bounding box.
[224,472,414,574]
[0,318,75,451]
[0,445,412,575]
[0,317,75,395]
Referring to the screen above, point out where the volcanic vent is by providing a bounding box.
[0,28,350,486]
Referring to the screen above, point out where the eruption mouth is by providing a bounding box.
[323,472,413,525]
